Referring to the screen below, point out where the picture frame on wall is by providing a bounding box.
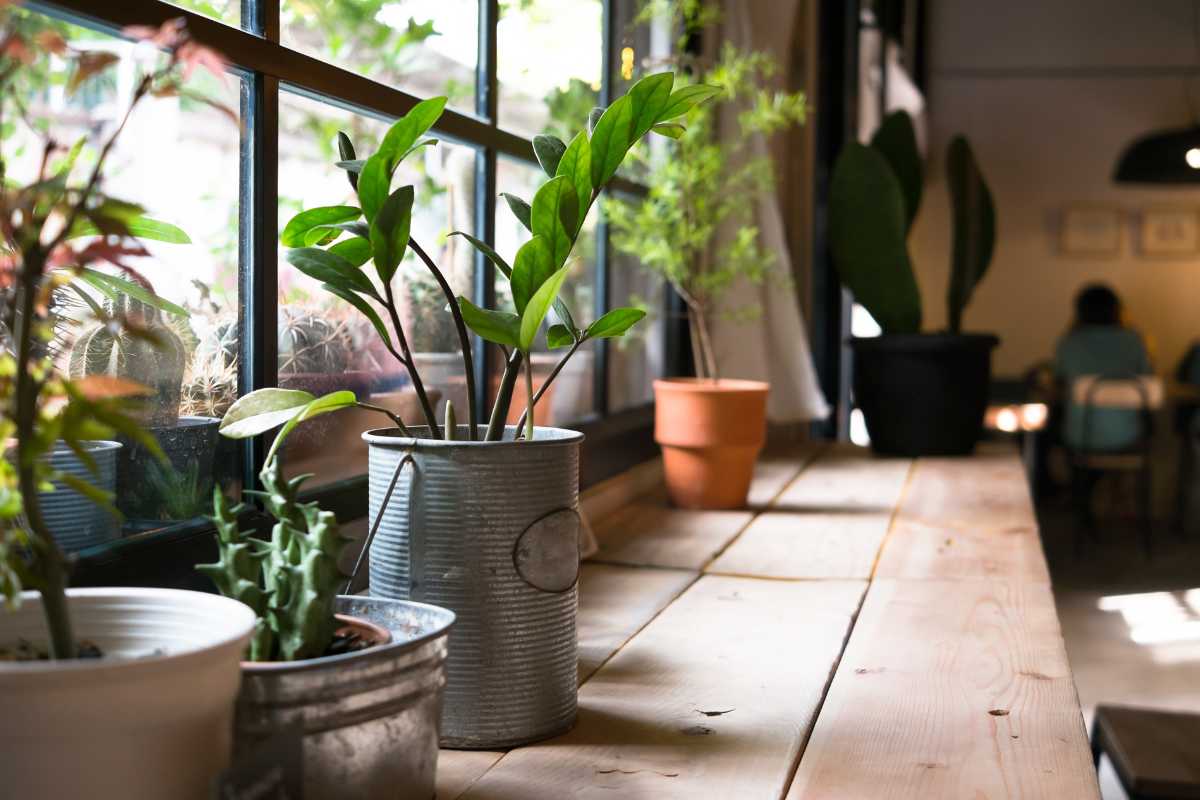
[1060,208,1121,257]
[1138,208,1200,257]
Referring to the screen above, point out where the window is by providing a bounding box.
[25,0,681,568]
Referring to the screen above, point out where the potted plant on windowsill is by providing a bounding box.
[830,110,999,456]
[230,72,716,748]
[0,19,257,799]
[606,1,807,509]
[197,401,455,799]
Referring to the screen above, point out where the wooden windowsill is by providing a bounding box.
[437,442,1101,799]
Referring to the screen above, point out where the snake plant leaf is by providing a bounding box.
[555,131,593,231]
[547,324,576,349]
[220,388,316,439]
[280,205,361,247]
[328,236,372,267]
[629,72,674,141]
[510,235,555,315]
[519,265,571,352]
[370,185,414,285]
[946,135,995,333]
[658,84,723,122]
[285,247,379,300]
[870,111,923,230]
[531,175,578,268]
[589,94,633,188]
[829,142,921,334]
[458,296,520,348]
[501,192,533,232]
[450,231,513,278]
[585,307,646,339]
[533,134,568,178]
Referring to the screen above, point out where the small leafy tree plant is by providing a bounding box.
[0,16,227,658]
[606,0,806,381]
[257,70,718,443]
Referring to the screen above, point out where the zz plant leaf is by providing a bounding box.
[531,175,578,268]
[370,185,414,285]
[458,297,520,348]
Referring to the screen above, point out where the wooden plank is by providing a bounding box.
[746,447,820,509]
[773,445,912,513]
[577,563,696,682]
[787,578,1101,800]
[460,576,866,800]
[874,449,1050,582]
[591,504,754,570]
[706,510,893,580]
[435,751,504,800]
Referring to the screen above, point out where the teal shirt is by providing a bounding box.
[1055,326,1152,452]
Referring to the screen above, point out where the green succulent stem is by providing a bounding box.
[514,337,581,436]
[486,349,523,442]
[523,352,535,442]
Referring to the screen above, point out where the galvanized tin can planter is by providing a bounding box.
[39,440,121,552]
[364,425,583,749]
[233,595,455,800]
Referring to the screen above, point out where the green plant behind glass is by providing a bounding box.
[606,2,807,381]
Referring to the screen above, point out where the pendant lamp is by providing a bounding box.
[1113,125,1200,184]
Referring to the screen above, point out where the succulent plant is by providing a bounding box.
[67,286,188,426]
[277,308,351,375]
[198,455,351,662]
[196,316,239,370]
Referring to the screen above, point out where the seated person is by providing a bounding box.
[1054,284,1152,452]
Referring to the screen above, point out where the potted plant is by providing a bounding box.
[198,396,455,798]
[830,110,998,455]
[606,1,807,509]
[0,18,256,798]
[231,71,716,748]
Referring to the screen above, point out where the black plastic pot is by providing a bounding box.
[116,415,220,523]
[850,333,999,457]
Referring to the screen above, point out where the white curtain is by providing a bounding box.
[709,0,830,423]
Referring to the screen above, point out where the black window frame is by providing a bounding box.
[26,0,681,586]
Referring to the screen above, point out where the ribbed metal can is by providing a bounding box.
[234,595,455,800]
[364,425,583,749]
[40,440,121,552]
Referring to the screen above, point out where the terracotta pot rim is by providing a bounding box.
[653,377,770,394]
[240,613,392,671]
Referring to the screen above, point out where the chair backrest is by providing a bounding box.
[1071,375,1163,410]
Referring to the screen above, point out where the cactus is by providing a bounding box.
[196,316,239,370]
[68,288,188,425]
[278,308,351,375]
[198,456,351,662]
[180,355,239,419]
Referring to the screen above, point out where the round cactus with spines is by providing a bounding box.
[277,309,351,375]
[68,290,187,426]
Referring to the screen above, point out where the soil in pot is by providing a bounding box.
[851,333,999,456]
[654,378,770,510]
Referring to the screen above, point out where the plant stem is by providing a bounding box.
[408,237,477,440]
[486,349,523,441]
[356,401,413,437]
[523,353,534,442]
[692,304,720,381]
[514,338,581,435]
[381,282,441,438]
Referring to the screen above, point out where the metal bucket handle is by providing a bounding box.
[345,451,414,594]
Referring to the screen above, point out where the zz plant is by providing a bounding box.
[829,110,996,335]
[255,71,718,444]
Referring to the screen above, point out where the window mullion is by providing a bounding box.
[593,0,617,416]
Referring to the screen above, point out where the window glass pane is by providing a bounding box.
[281,1,477,115]
[493,156,596,427]
[4,9,243,536]
[498,0,603,138]
[170,0,241,26]
[608,248,665,411]
[279,90,478,486]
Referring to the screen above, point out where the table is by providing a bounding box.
[437,443,1101,799]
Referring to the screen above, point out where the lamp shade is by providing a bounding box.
[1113,126,1200,184]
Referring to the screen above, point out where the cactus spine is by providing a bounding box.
[278,308,352,375]
[198,457,351,662]
[68,289,187,425]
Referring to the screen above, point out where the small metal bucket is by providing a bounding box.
[39,440,121,552]
[364,425,583,749]
[234,595,455,799]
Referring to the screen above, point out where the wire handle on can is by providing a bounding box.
[344,451,414,595]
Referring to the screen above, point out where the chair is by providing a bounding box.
[1091,705,1200,799]
[1069,375,1162,557]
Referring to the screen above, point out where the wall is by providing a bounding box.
[912,0,1200,378]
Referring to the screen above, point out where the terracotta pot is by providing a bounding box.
[653,378,770,509]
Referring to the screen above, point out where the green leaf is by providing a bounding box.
[510,235,554,315]
[458,296,520,348]
[870,111,922,230]
[450,231,512,278]
[285,247,379,300]
[585,307,646,339]
[370,185,414,285]
[552,298,576,331]
[220,388,315,439]
[380,97,446,166]
[533,134,567,177]
[77,269,189,318]
[650,122,686,139]
[69,214,191,244]
[555,131,593,230]
[281,205,361,248]
[357,152,390,223]
[335,159,365,174]
[519,266,571,351]
[628,72,674,141]
[321,282,391,350]
[589,95,633,188]
[531,175,578,268]
[268,390,358,461]
[501,192,533,232]
[547,324,575,349]
[587,107,604,134]
[336,131,358,190]
[946,135,995,333]
[398,138,437,163]
[329,236,372,267]
[658,84,723,121]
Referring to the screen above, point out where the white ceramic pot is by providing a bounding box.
[0,587,256,799]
